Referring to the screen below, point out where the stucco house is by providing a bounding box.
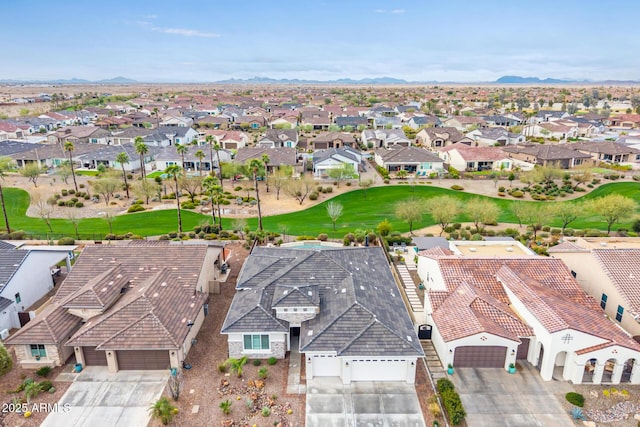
[221,246,423,384]
[361,129,411,149]
[502,144,593,169]
[416,127,472,149]
[417,248,640,385]
[312,132,357,150]
[439,144,515,172]
[374,147,444,175]
[465,128,524,147]
[0,243,75,334]
[257,129,298,148]
[312,147,362,179]
[549,240,640,341]
[5,241,224,371]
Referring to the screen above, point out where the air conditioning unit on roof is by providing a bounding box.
[0,329,9,340]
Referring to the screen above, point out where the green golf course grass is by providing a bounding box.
[2,182,639,239]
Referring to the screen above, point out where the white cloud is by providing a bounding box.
[151,27,220,38]
[145,14,158,19]
[391,9,405,14]
[374,9,385,13]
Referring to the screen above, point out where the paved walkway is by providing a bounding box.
[286,335,306,394]
[396,259,423,313]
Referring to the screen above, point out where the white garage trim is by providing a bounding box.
[309,354,341,379]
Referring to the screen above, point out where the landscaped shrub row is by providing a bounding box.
[436,378,466,425]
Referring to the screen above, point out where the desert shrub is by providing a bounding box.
[68,189,75,195]
[65,200,75,207]
[39,380,53,392]
[511,190,524,198]
[437,378,466,425]
[74,202,84,208]
[566,392,584,407]
[317,233,328,241]
[309,192,319,200]
[0,343,12,377]
[9,231,25,240]
[325,186,333,193]
[252,359,262,366]
[317,186,323,192]
[61,189,68,196]
[261,406,271,417]
[450,185,464,191]
[267,357,277,366]
[35,366,52,377]
[258,367,268,379]
[180,201,196,209]
[383,179,390,184]
[58,237,74,245]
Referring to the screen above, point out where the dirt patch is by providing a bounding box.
[158,242,305,427]
[0,349,72,427]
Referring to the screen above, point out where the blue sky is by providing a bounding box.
[3,0,639,82]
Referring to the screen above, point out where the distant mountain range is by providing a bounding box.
[1,75,639,85]
[0,76,138,84]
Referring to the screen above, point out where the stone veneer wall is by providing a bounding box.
[228,338,286,359]
[14,344,63,368]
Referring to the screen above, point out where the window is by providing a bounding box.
[14,293,21,304]
[571,270,577,278]
[243,334,269,350]
[616,305,624,322]
[601,293,608,310]
[30,344,46,358]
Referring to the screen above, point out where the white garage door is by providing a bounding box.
[311,355,341,377]
[351,359,409,382]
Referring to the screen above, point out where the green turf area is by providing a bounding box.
[2,182,639,239]
[74,170,101,176]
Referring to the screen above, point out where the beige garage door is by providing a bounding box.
[83,346,108,366]
[116,350,170,370]
[453,346,507,368]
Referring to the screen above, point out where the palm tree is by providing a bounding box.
[149,397,176,426]
[203,176,223,230]
[165,164,183,233]
[262,154,270,193]
[0,157,15,233]
[225,356,248,378]
[134,137,148,179]
[195,150,205,176]
[115,151,130,198]
[206,135,224,189]
[176,143,188,170]
[249,159,264,231]
[64,141,78,192]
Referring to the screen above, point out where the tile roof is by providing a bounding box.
[7,242,211,350]
[234,147,297,167]
[375,147,442,163]
[222,247,423,357]
[502,144,592,161]
[590,249,640,315]
[548,241,590,253]
[441,144,509,161]
[425,255,640,353]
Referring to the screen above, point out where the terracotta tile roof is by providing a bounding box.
[426,256,640,353]
[591,249,640,315]
[417,247,454,257]
[8,242,211,351]
[431,282,532,342]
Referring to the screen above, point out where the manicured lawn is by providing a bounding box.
[2,182,640,239]
[75,170,101,176]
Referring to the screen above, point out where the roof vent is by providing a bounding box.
[307,330,313,336]
[469,248,477,252]
[341,289,346,293]
[506,247,513,252]
[601,242,608,247]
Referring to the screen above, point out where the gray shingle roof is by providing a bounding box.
[222,247,423,357]
[0,296,12,311]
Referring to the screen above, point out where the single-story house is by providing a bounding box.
[154,145,231,173]
[312,132,357,150]
[257,129,298,148]
[5,241,224,371]
[569,141,640,165]
[362,129,411,149]
[334,116,369,129]
[418,249,640,385]
[465,128,524,147]
[75,143,149,171]
[221,246,424,384]
[549,241,640,341]
[406,115,441,130]
[374,147,444,175]
[0,243,75,333]
[416,127,472,149]
[439,144,515,172]
[200,130,249,150]
[502,144,593,169]
[442,116,487,132]
[234,147,299,173]
[312,147,362,179]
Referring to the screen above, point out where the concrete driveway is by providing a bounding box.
[451,362,574,427]
[41,367,168,427]
[306,377,426,427]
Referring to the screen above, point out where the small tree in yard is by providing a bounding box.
[225,356,248,378]
[32,190,54,232]
[168,369,183,401]
[555,202,582,234]
[465,198,499,233]
[326,201,344,231]
[0,342,12,377]
[149,397,177,425]
[395,199,424,235]
[24,381,43,404]
[91,176,120,206]
[426,196,461,236]
[21,163,44,187]
[359,178,374,198]
[588,194,636,235]
[285,175,316,205]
